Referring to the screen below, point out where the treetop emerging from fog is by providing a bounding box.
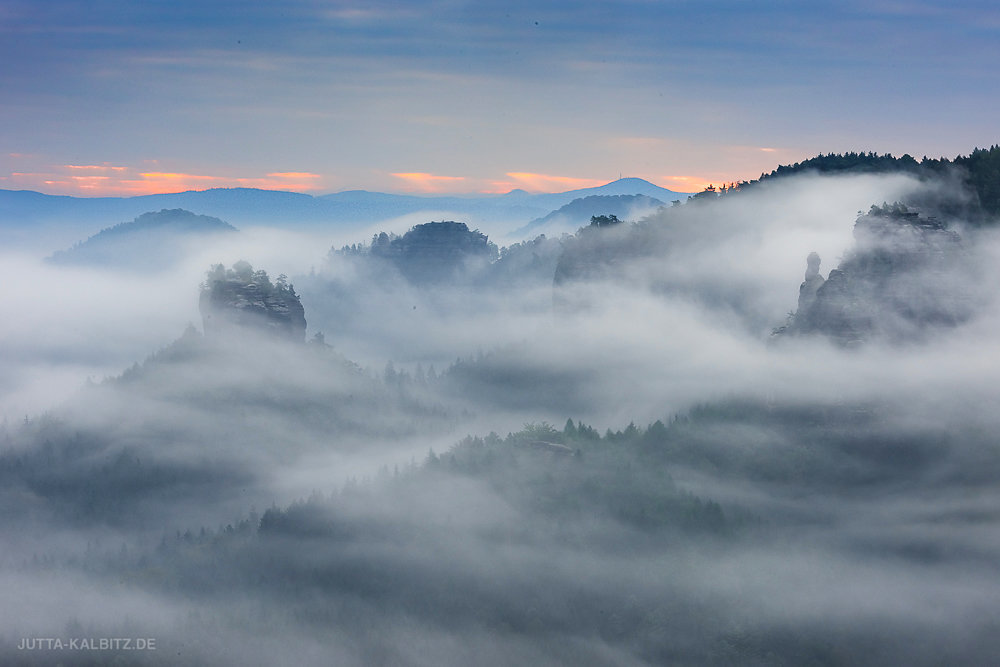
[346,220,500,284]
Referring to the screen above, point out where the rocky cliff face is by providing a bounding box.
[777,204,972,344]
[199,261,306,341]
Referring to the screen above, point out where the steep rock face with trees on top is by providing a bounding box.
[199,261,306,341]
[776,203,972,344]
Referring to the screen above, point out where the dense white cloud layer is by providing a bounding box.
[3,172,1000,664]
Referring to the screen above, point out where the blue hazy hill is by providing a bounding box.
[524,177,684,209]
[48,208,237,270]
[511,194,666,238]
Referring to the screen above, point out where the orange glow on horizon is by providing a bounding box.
[3,166,326,196]
[391,172,467,193]
[504,172,606,193]
[390,171,636,195]
[660,175,716,192]
[5,160,739,198]
[268,172,321,179]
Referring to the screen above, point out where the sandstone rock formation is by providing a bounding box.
[797,251,825,315]
[777,204,971,344]
[199,261,306,341]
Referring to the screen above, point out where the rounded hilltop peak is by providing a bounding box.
[590,177,689,196]
[611,177,655,186]
[131,208,236,231]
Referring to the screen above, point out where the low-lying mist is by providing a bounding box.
[3,170,1000,665]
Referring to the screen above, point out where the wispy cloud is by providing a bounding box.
[63,163,128,172]
[660,175,714,191]
[503,172,606,193]
[2,164,325,196]
[391,172,467,193]
[390,171,631,195]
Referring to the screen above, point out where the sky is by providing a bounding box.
[2,0,999,197]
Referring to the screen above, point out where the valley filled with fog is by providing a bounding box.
[3,155,1000,665]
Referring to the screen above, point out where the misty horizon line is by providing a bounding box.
[8,144,994,201]
[1,175,700,201]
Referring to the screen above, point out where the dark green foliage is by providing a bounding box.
[203,261,297,300]
[589,213,622,227]
[79,419,742,663]
[953,145,1000,216]
[0,418,253,529]
[488,233,565,287]
[636,398,967,490]
[330,225,563,292]
[553,214,645,290]
[866,201,916,218]
[756,151,924,181]
[200,261,306,340]
[438,346,595,413]
[366,220,499,283]
[0,327,455,531]
[60,396,999,665]
[461,423,726,533]
[13,395,1000,665]
[745,146,1000,221]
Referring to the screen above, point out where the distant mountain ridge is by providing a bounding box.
[513,194,666,238]
[0,178,692,249]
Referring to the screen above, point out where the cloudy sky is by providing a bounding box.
[2,0,997,196]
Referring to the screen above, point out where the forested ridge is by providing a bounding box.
[9,393,998,665]
[745,146,1000,218]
